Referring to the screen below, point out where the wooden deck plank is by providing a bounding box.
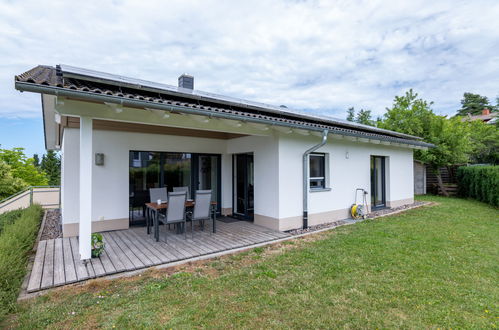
[154,228,196,259]
[85,259,96,278]
[126,230,174,264]
[229,222,283,241]
[27,240,47,293]
[162,232,201,257]
[98,248,117,274]
[190,233,225,252]
[102,234,132,272]
[53,238,65,286]
[240,222,290,238]
[186,236,218,255]
[27,220,290,293]
[40,240,55,289]
[107,231,145,269]
[90,255,106,277]
[128,228,179,261]
[62,238,77,284]
[200,233,239,250]
[216,226,259,245]
[229,222,279,240]
[114,230,155,267]
[69,237,89,281]
[120,230,162,265]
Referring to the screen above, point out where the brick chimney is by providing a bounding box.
[482,108,490,115]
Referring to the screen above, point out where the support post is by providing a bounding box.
[79,116,93,260]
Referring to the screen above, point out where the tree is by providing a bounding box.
[356,109,375,126]
[41,150,61,185]
[0,161,28,200]
[346,107,355,122]
[466,120,499,164]
[33,154,40,168]
[457,93,492,116]
[379,89,472,196]
[346,107,375,126]
[0,148,48,186]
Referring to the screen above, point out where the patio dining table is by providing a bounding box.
[145,200,217,242]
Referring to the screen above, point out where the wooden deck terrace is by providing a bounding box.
[27,220,290,293]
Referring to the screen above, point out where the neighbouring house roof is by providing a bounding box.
[15,64,434,148]
[461,110,498,124]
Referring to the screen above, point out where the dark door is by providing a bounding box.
[370,156,386,209]
[192,154,221,213]
[233,153,254,220]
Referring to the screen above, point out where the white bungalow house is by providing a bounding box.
[15,64,432,260]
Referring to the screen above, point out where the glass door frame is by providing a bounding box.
[232,153,254,221]
[370,155,386,210]
[129,150,222,226]
[191,153,222,213]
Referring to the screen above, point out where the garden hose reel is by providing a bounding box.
[351,188,369,219]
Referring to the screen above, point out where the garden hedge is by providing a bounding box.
[457,165,499,207]
[0,205,43,321]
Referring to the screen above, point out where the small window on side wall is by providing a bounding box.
[309,153,326,189]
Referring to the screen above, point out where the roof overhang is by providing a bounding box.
[15,81,434,150]
[15,81,433,149]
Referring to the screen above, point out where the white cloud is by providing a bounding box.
[0,0,498,119]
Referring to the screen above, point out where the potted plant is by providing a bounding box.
[91,233,105,258]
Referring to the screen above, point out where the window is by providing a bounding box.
[309,153,326,189]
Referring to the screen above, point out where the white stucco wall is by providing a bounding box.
[227,135,279,220]
[276,134,414,230]
[61,127,279,229]
[61,126,414,234]
[62,128,230,225]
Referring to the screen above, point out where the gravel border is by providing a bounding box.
[287,201,432,235]
[40,209,62,240]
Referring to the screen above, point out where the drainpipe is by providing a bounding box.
[303,129,329,229]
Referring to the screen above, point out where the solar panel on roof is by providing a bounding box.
[59,64,422,140]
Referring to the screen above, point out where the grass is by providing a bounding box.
[0,205,43,322]
[5,196,499,328]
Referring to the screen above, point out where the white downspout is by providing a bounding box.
[302,129,328,229]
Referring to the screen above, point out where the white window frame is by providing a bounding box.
[309,153,330,191]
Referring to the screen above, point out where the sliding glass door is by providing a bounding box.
[370,156,386,209]
[129,151,221,225]
[163,153,191,194]
[233,153,254,220]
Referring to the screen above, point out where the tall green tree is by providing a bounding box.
[346,107,355,122]
[0,148,48,186]
[457,93,492,116]
[41,150,61,185]
[355,109,375,126]
[379,89,472,196]
[346,107,375,126]
[32,154,40,168]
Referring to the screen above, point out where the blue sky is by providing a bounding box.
[1,0,499,157]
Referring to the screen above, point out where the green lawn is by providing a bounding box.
[5,196,499,328]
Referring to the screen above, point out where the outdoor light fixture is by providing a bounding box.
[95,153,104,166]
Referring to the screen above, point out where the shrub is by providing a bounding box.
[0,209,25,234]
[91,233,105,258]
[457,166,499,207]
[0,205,43,321]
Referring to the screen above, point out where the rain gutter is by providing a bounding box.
[14,82,434,149]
